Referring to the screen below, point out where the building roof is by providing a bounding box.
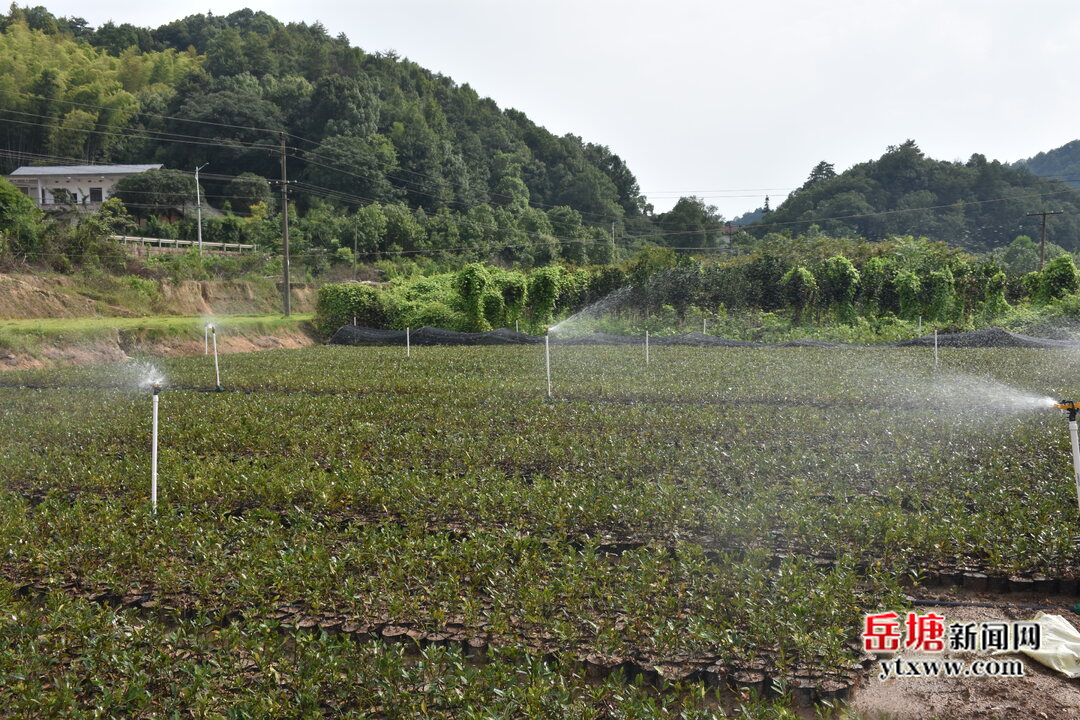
[9,164,163,177]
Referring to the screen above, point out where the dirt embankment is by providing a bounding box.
[158,280,317,316]
[0,274,317,320]
[1,329,316,371]
[0,274,124,318]
[0,274,321,371]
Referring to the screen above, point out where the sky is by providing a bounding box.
[31,0,1080,218]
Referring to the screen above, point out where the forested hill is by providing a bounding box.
[752,141,1080,252]
[0,6,650,237]
[1014,140,1080,190]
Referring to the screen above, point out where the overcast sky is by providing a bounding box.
[33,0,1080,217]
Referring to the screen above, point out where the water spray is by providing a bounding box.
[545,328,552,400]
[209,324,224,391]
[204,323,209,355]
[150,380,161,513]
[1053,400,1080,511]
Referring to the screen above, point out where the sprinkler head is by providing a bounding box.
[1054,400,1080,421]
[150,380,162,395]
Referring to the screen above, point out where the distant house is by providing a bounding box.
[7,164,163,208]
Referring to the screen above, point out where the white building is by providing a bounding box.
[8,164,163,208]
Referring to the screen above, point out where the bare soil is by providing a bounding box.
[850,587,1080,720]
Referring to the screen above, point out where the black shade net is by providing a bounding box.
[330,326,1080,349]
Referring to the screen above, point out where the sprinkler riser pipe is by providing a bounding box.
[645,330,650,366]
[406,327,410,357]
[545,334,552,399]
[151,388,159,513]
[212,327,221,389]
[1070,420,1080,513]
[934,329,939,369]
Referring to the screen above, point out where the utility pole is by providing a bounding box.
[1027,210,1063,270]
[280,133,291,317]
[195,163,208,256]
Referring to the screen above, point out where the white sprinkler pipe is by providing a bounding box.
[212,326,221,388]
[1071,419,1080,512]
[934,329,939,369]
[406,327,411,357]
[545,332,552,400]
[151,383,160,513]
[645,330,650,366]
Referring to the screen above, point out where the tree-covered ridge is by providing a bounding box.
[1014,139,1080,190]
[0,5,647,234]
[754,141,1080,252]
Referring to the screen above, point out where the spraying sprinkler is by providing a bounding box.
[544,327,552,400]
[1053,400,1080,512]
[209,324,224,391]
[150,379,161,513]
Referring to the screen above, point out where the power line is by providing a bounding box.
[6,111,1079,250]
[4,89,641,225]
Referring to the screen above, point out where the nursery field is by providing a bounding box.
[1,343,1079,718]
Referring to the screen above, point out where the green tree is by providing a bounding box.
[781,266,818,325]
[112,169,197,219]
[224,173,271,215]
[453,262,490,331]
[860,256,898,314]
[981,270,1010,320]
[818,255,860,321]
[656,196,724,250]
[495,270,528,327]
[894,270,922,319]
[303,135,399,204]
[924,267,955,322]
[305,74,380,140]
[528,265,563,330]
[1001,235,1040,276]
[0,176,45,258]
[1038,254,1080,302]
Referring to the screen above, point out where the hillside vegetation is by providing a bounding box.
[0,4,684,270]
[1014,139,1080,190]
[755,141,1080,252]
